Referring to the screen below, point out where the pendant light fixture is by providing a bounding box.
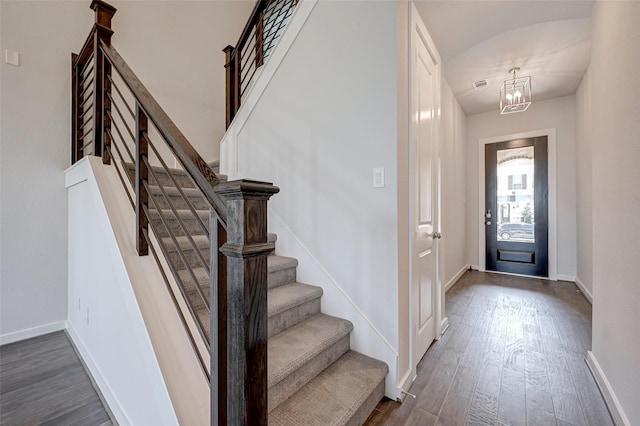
[500,67,532,114]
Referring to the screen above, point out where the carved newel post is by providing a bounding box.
[90,0,116,163]
[214,179,279,425]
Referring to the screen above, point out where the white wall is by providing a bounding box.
[441,80,467,289]
[0,1,90,338]
[222,0,401,398]
[108,0,253,161]
[66,158,179,426]
[575,69,592,298]
[586,2,640,424]
[0,0,249,338]
[465,95,577,278]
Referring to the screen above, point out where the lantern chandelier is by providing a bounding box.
[500,67,532,114]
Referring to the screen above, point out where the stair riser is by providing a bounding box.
[149,216,209,238]
[269,334,350,412]
[347,380,385,426]
[148,171,198,189]
[149,192,210,211]
[177,275,211,313]
[125,165,198,189]
[268,267,296,289]
[268,298,321,338]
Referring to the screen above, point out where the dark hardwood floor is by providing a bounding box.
[0,331,114,425]
[365,270,613,426]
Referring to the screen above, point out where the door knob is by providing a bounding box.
[433,231,442,239]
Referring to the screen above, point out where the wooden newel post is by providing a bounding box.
[71,53,80,164]
[90,0,116,159]
[214,180,279,425]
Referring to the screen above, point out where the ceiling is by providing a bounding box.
[413,1,595,116]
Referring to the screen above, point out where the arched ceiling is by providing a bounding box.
[413,0,595,116]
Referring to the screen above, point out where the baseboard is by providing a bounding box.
[66,323,131,426]
[470,264,480,271]
[396,367,415,403]
[586,351,630,426]
[575,277,593,305]
[445,264,469,292]
[439,317,450,338]
[0,320,67,345]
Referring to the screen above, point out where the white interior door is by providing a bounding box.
[411,5,440,367]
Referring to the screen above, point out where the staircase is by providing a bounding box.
[140,164,388,424]
[72,1,388,422]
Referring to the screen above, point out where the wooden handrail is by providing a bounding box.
[71,1,279,424]
[99,41,228,223]
[234,0,268,56]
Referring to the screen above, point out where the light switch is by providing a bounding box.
[373,167,385,188]
[5,49,19,66]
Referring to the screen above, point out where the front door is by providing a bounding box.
[485,137,548,276]
[411,6,439,365]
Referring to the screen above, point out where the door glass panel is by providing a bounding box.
[496,146,535,242]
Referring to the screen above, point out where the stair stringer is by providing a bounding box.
[268,209,400,401]
[219,0,318,175]
[66,157,209,425]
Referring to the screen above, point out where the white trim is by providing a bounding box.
[586,351,631,426]
[478,128,558,280]
[67,323,132,426]
[220,0,318,178]
[470,264,480,271]
[445,264,469,292]
[438,317,449,338]
[575,276,593,304]
[0,321,67,345]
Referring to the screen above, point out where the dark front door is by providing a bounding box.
[485,137,548,277]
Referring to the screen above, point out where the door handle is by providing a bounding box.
[433,231,442,239]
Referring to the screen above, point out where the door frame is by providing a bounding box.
[478,128,557,280]
[408,1,444,379]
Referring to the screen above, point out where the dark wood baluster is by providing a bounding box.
[224,45,236,129]
[215,180,279,425]
[211,217,228,425]
[90,0,116,158]
[233,50,242,118]
[71,53,80,164]
[135,104,149,256]
[255,10,264,69]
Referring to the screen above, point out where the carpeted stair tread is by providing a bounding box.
[268,283,322,317]
[163,234,209,252]
[268,314,352,387]
[268,282,323,337]
[147,208,209,221]
[269,351,388,426]
[268,255,298,272]
[163,233,275,253]
[268,255,298,288]
[148,185,205,199]
[177,267,209,286]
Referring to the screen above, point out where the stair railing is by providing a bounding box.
[71,2,278,424]
[223,0,298,128]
